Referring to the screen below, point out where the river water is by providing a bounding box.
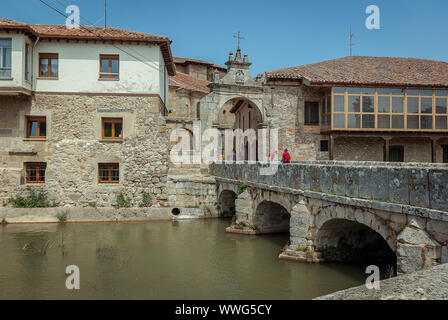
[0,219,367,300]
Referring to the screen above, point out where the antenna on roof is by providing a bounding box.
[105,0,107,28]
[349,26,354,56]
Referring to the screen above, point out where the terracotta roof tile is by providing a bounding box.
[174,56,226,71]
[169,72,210,94]
[265,56,448,88]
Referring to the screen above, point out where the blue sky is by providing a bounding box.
[2,0,448,76]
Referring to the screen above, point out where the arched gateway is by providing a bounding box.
[198,49,268,161]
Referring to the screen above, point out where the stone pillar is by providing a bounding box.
[397,219,441,274]
[234,188,254,224]
[431,137,438,163]
[383,136,392,162]
[289,201,312,248]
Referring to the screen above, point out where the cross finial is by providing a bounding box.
[233,31,245,50]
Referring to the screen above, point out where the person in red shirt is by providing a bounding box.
[282,149,291,163]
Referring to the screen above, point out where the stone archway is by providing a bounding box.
[315,218,397,269]
[218,190,237,217]
[253,200,291,234]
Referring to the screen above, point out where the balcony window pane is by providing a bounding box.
[39,121,46,137]
[436,116,447,130]
[40,59,49,76]
[348,114,360,128]
[362,114,375,128]
[392,115,404,129]
[421,98,433,113]
[377,88,390,95]
[392,97,404,113]
[362,96,374,112]
[114,122,123,138]
[407,97,419,113]
[378,115,390,128]
[348,96,360,112]
[50,59,58,77]
[29,121,38,137]
[421,89,433,96]
[334,95,345,112]
[347,88,361,94]
[391,88,405,95]
[407,115,419,129]
[435,89,447,97]
[333,114,345,128]
[362,88,375,95]
[407,88,419,96]
[378,96,390,113]
[333,87,345,94]
[104,122,112,137]
[421,116,433,129]
[436,98,447,114]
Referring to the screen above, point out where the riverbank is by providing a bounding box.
[315,263,448,300]
[0,207,214,224]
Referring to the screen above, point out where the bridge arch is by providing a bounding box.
[254,200,291,234]
[218,190,237,217]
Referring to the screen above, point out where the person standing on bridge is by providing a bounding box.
[282,149,291,163]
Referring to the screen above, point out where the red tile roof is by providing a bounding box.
[169,72,210,94]
[174,56,226,71]
[0,18,175,75]
[265,56,448,88]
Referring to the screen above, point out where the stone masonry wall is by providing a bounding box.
[0,94,169,208]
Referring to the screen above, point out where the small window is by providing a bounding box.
[26,162,46,184]
[305,101,319,125]
[320,140,329,152]
[100,55,119,79]
[98,163,120,184]
[26,116,47,139]
[0,38,12,78]
[102,118,123,140]
[25,44,30,81]
[443,146,448,164]
[39,53,58,78]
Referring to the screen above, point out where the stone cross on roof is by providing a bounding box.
[233,31,244,51]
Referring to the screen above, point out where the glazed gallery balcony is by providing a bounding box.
[320,87,448,132]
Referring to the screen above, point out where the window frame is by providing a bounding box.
[0,38,12,78]
[304,101,320,125]
[101,117,123,140]
[99,54,120,79]
[25,162,47,184]
[26,116,47,139]
[98,163,120,184]
[39,53,59,78]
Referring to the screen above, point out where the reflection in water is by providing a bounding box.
[0,220,367,300]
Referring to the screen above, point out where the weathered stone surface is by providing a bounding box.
[315,263,448,300]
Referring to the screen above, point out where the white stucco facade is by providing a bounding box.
[0,32,169,100]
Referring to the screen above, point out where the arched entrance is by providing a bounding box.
[315,219,397,273]
[217,97,263,161]
[218,190,237,217]
[254,201,290,234]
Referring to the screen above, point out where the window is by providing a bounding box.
[100,55,119,79]
[26,116,47,139]
[0,39,11,78]
[26,163,46,184]
[102,118,123,140]
[304,101,319,125]
[99,163,120,183]
[25,44,30,81]
[320,140,329,152]
[39,53,58,78]
[443,146,448,163]
[389,146,404,162]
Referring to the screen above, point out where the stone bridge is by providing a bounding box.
[210,161,448,274]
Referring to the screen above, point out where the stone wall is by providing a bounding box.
[0,94,169,208]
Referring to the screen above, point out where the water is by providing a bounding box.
[0,219,367,300]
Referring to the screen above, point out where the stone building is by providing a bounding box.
[0,18,175,207]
